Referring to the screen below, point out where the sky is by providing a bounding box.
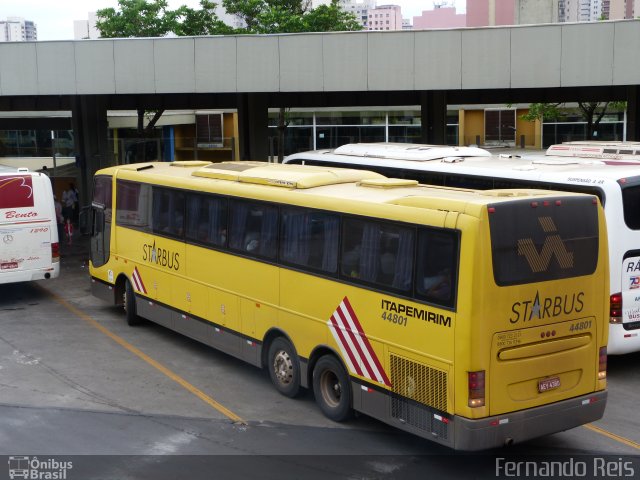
[1,0,467,41]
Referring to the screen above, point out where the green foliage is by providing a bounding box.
[96,0,231,38]
[520,103,562,122]
[175,0,235,36]
[522,101,627,139]
[96,0,361,38]
[222,0,362,34]
[302,1,362,32]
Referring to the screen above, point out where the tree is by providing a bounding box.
[95,0,232,150]
[222,0,360,34]
[96,0,232,38]
[222,0,361,160]
[521,101,627,140]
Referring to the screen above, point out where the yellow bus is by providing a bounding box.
[88,161,609,450]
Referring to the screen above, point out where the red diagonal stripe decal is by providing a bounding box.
[342,297,391,386]
[329,313,363,377]
[335,305,375,380]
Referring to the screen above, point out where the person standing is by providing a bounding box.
[62,183,77,225]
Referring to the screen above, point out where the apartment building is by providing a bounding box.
[337,0,377,28]
[0,17,37,42]
[560,0,601,22]
[609,0,638,18]
[367,4,403,30]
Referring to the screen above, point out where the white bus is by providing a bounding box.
[284,142,640,355]
[546,141,640,161]
[0,167,60,284]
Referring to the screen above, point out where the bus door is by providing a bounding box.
[89,176,113,269]
[485,195,603,415]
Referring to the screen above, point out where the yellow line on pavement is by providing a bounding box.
[42,286,245,424]
[584,423,640,451]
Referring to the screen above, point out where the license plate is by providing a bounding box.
[538,376,561,392]
[1,262,18,270]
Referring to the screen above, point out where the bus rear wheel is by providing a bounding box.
[267,337,300,398]
[313,355,352,422]
[124,279,142,326]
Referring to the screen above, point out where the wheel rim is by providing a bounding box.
[319,370,341,408]
[273,350,293,386]
[123,290,128,313]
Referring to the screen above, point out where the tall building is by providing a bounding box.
[367,4,403,31]
[515,0,561,24]
[0,17,37,42]
[338,0,377,29]
[465,0,609,26]
[413,4,466,29]
[560,0,601,22]
[466,0,516,27]
[74,12,100,40]
[609,0,638,19]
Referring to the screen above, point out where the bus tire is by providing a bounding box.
[312,354,353,422]
[267,337,300,398]
[124,279,142,326]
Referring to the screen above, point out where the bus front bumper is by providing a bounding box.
[453,390,607,451]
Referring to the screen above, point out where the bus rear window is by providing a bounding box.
[488,196,599,286]
[622,184,640,230]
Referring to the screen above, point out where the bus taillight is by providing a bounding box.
[610,293,622,324]
[468,370,485,407]
[51,242,60,262]
[598,346,607,380]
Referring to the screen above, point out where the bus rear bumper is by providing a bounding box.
[453,390,607,451]
[607,323,640,355]
[0,265,60,284]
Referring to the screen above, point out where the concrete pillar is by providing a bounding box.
[420,91,447,145]
[627,86,640,141]
[71,95,109,208]
[237,93,269,161]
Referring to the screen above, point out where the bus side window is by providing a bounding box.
[186,194,228,247]
[416,229,458,307]
[340,219,364,279]
[229,200,277,259]
[340,218,414,292]
[152,188,185,238]
[116,180,151,230]
[280,208,339,274]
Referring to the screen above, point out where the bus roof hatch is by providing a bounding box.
[192,161,384,189]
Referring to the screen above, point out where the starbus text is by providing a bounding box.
[142,242,180,271]
[510,291,584,324]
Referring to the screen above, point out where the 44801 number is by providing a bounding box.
[569,320,592,332]
[381,311,407,327]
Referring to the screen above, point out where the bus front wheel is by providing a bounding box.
[267,337,300,398]
[124,279,142,326]
[312,355,352,422]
